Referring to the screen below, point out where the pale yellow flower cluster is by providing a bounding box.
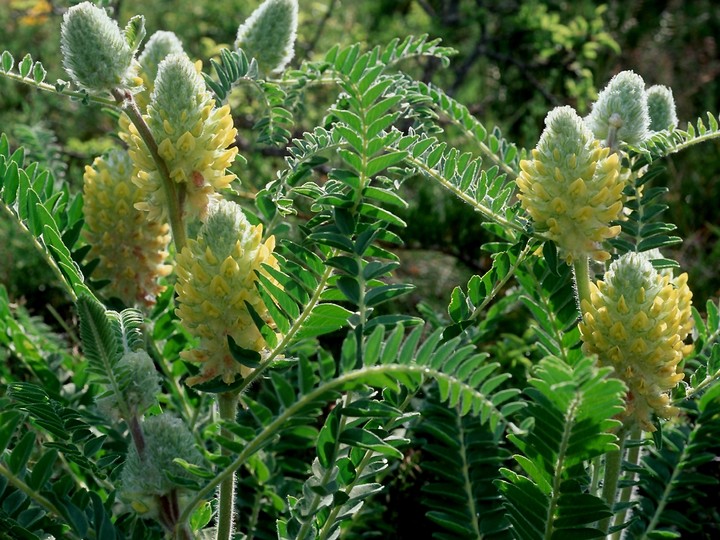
[517,106,624,263]
[579,253,693,430]
[175,201,280,386]
[82,150,172,307]
[121,53,238,222]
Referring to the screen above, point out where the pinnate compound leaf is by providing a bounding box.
[498,357,625,539]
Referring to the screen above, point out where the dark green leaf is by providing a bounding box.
[295,303,353,340]
[339,428,403,458]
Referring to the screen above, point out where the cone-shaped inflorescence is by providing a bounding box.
[120,414,203,516]
[585,70,650,147]
[175,200,280,386]
[235,0,298,74]
[517,106,624,263]
[121,53,238,221]
[60,2,139,93]
[646,85,679,132]
[83,149,171,307]
[579,252,693,431]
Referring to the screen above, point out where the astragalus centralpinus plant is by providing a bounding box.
[1,1,719,539]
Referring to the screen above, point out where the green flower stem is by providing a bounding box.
[216,391,240,540]
[598,422,630,535]
[572,255,592,309]
[611,424,643,539]
[111,89,187,252]
[606,118,621,151]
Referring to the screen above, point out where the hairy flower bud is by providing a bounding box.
[175,200,280,386]
[82,149,172,307]
[120,414,203,515]
[579,253,693,430]
[97,350,160,418]
[121,53,238,221]
[517,106,624,263]
[585,70,650,147]
[135,31,185,110]
[60,2,137,93]
[646,85,678,132]
[235,0,298,73]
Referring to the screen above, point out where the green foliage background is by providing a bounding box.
[1,1,720,539]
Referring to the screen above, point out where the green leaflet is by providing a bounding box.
[497,356,625,540]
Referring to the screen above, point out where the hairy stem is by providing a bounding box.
[128,414,146,455]
[611,424,643,539]
[111,89,187,251]
[598,423,630,534]
[572,255,592,310]
[0,69,117,106]
[216,391,240,540]
[237,259,336,393]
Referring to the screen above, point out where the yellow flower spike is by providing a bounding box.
[82,149,172,307]
[175,200,281,387]
[579,252,694,431]
[122,53,239,221]
[516,106,624,263]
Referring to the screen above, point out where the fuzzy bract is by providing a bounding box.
[120,414,203,515]
[82,149,171,307]
[646,85,679,132]
[517,106,624,263]
[97,350,161,418]
[135,30,185,110]
[60,2,138,93]
[235,0,298,74]
[585,70,650,147]
[175,200,280,386]
[579,252,693,431]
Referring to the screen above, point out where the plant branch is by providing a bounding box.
[215,392,240,540]
[0,202,80,302]
[178,362,509,524]
[296,392,354,540]
[0,69,117,106]
[404,153,525,236]
[111,89,187,251]
[236,258,336,393]
[598,422,630,534]
[545,394,580,540]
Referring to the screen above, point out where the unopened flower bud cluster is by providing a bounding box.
[517,71,692,430]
